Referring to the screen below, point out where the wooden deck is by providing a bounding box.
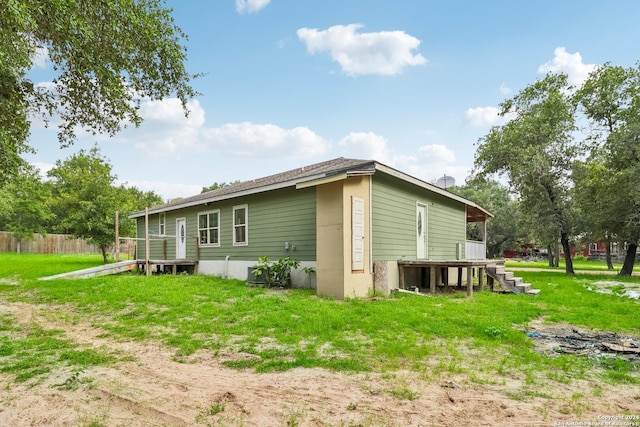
[136,259,199,275]
[397,260,503,296]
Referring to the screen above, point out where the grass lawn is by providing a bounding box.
[505,257,624,272]
[0,253,638,389]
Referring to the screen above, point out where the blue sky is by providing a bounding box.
[26,0,640,200]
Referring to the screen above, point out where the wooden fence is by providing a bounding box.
[0,231,103,254]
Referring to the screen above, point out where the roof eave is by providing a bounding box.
[128,172,329,219]
[373,162,493,218]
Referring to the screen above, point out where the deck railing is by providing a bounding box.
[465,240,486,260]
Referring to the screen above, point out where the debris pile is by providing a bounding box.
[585,280,640,300]
[526,325,640,362]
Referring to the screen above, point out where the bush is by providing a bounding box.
[251,256,300,288]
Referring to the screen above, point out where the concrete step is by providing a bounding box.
[504,277,523,287]
[486,267,541,296]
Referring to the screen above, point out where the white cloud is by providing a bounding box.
[235,0,270,14]
[339,132,390,160]
[418,144,456,163]
[122,180,202,202]
[128,98,330,159]
[31,46,49,69]
[139,98,205,127]
[204,122,330,158]
[463,106,503,127]
[297,24,427,76]
[499,83,511,95]
[131,99,207,155]
[538,47,596,86]
[338,132,469,185]
[30,162,55,179]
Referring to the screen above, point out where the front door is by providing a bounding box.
[416,203,428,259]
[176,218,186,259]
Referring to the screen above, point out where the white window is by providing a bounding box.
[233,205,248,246]
[198,210,220,246]
[159,213,166,236]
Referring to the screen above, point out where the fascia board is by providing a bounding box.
[373,163,493,218]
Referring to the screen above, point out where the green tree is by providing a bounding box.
[115,185,164,238]
[48,146,120,263]
[0,0,198,183]
[574,63,640,275]
[201,181,241,193]
[603,124,640,275]
[450,180,523,258]
[0,164,53,252]
[572,158,618,269]
[474,73,578,274]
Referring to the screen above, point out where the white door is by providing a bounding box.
[416,203,428,259]
[352,197,365,271]
[176,218,186,259]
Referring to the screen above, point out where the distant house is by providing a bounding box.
[130,158,492,299]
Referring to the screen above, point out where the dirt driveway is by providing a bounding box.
[1,301,639,426]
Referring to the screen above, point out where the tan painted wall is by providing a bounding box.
[342,176,373,298]
[315,176,373,299]
[316,180,345,298]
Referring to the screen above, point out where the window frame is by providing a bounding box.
[232,204,248,246]
[159,212,166,236]
[198,209,221,247]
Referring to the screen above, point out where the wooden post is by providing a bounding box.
[484,220,488,258]
[145,207,150,277]
[399,265,405,289]
[430,266,436,294]
[115,211,120,262]
[478,267,485,291]
[457,267,463,288]
[467,267,473,297]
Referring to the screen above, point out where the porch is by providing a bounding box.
[396,259,503,297]
[136,259,199,275]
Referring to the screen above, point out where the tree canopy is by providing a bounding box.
[473,62,640,275]
[0,0,198,183]
[0,163,53,252]
[46,146,162,263]
[573,63,640,275]
[474,73,578,274]
[450,180,523,259]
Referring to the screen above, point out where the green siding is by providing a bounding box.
[372,173,466,261]
[136,187,317,261]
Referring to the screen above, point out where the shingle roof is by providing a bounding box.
[129,157,492,221]
[130,157,375,217]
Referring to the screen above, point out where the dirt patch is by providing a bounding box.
[0,302,639,426]
[525,319,640,363]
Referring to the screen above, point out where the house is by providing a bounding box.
[130,158,493,299]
